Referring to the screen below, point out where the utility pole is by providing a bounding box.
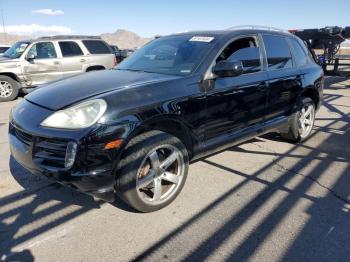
[1,8,5,34]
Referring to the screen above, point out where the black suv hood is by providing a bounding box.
[26,69,181,111]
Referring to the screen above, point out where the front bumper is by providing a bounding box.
[9,122,116,202]
[21,86,38,94]
[8,100,127,202]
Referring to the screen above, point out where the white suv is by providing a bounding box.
[0,36,116,102]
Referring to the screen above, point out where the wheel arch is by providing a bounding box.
[0,72,21,83]
[300,87,320,109]
[124,116,196,159]
[86,65,106,72]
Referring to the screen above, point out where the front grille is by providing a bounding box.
[10,123,69,170]
[14,126,33,146]
[33,138,68,169]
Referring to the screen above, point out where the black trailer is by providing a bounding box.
[289,26,350,76]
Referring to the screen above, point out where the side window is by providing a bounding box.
[59,41,83,57]
[262,35,292,70]
[216,37,261,74]
[0,47,9,53]
[289,38,308,67]
[82,40,111,54]
[28,42,57,59]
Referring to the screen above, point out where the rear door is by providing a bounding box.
[57,41,86,77]
[262,34,302,121]
[82,40,115,69]
[22,41,61,86]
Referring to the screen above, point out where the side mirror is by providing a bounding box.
[212,60,243,78]
[26,53,35,61]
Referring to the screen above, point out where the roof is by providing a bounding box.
[170,26,293,38]
[36,35,101,41]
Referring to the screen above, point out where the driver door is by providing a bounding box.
[22,41,61,86]
[205,35,269,140]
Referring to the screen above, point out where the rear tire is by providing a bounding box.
[0,76,19,102]
[281,97,315,142]
[116,131,189,212]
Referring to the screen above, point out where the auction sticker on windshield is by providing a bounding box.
[189,36,214,42]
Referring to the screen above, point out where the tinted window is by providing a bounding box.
[0,47,9,53]
[290,38,308,67]
[218,37,261,74]
[263,35,292,70]
[228,47,261,73]
[28,42,57,59]
[59,41,83,57]
[82,40,111,54]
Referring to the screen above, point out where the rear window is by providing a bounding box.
[289,38,308,67]
[262,35,292,70]
[82,40,111,54]
[59,41,83,57]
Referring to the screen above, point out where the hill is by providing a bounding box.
[101,29,151,49]
[0,29,151,49]
[0,33,31,45]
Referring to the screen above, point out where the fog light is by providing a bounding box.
[65,142,77,169]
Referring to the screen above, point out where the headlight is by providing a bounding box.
[41,99,107,129]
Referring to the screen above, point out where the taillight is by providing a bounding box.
[113,56,117,67]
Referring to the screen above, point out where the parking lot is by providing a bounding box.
[0,76,350,261]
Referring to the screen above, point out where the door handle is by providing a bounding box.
[53,61,59,65]
[80,59,86,62]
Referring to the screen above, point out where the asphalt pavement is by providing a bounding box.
[0,76,350,261]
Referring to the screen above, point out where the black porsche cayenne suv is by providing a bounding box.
[9,28,323,212]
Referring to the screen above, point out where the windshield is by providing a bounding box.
[117,35,216,76]
[3,41,30,59]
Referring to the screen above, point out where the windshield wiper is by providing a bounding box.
[117,68,176,76]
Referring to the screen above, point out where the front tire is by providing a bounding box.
[281,97,315,142]
[116,131,189,212]
[0,76,19,102]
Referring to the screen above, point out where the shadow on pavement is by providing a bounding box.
[0,157,103,259]
[134,78,350,261]
[0,77,349,261]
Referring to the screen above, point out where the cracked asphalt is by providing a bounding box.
[1,76,350,261]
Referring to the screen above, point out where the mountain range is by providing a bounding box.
[0,29,152,49]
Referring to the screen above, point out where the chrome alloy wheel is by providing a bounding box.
[0,81,13,98]
[136,144,185,205]
[298,103,315,138]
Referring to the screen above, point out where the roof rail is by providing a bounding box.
[227,25,289,33]
[36,35,101,40]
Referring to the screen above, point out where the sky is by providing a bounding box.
[0,0,349,37]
